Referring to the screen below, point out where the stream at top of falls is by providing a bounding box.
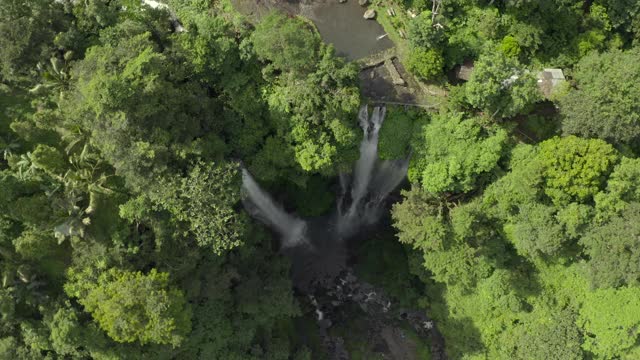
[241,105,410,292]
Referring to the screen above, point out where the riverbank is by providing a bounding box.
[226,0,445,107]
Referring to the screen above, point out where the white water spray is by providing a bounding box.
[347,106,385,215]
[336,106,409,236]
[241,105,409,248]
[241,169,307,248]
[371,157,411,203]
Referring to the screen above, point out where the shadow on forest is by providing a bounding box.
[420,278,484,358]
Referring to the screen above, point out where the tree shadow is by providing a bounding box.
[422,279,486,359]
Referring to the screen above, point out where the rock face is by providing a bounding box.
[364,9,376,19]
[358,0,368,6]
[384,59,406,86]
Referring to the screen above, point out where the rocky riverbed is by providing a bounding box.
[304,268,447,360]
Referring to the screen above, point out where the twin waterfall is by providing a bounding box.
[241,105,409,248]
[241,169,308,247]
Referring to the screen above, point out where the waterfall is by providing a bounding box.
[336,172,349,217]
[370,157,411,204]
[336,105,406,236]
[241,104,409,250]
[241,169,307,248]
[345,106,385,217]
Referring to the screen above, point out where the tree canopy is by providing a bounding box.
[560,48,640,145]
[1,0,640,359]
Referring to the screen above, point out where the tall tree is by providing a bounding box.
[465,48,541,118]
[560,48,640,146]
[408,112,508,194]
[65,268,192,346]
[253,13,361,174]
[581,202,640,289]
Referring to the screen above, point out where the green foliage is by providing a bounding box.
[290,175,335,217]
[3,0,640,359]
[509,203,566,258]
[597,0,640,39]
[392,186,447,252]
[355,230,423,308]
[499,35,521,58]
[407,11,446,49]
[146,161,247,254]
[577,30,607,57]
[66,268,192,346]
[378,108,425,160]
[595,157,640,218]
[252,12,320,75]
[579,286,640,358]
[507,308,584,360]
[536,136,618,205]
[396,127,640,358]
[560,48,640,145]
[66,31,221,190]
[0,3,307,358]
[48,306,88,357]
[407,48,445,80]
[581,203,640,289]
[0,0,66,83]
[409,112,508,194]
[465,49,541,118]
[30,144,66,175]
[265,44,360,173]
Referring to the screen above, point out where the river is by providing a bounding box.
[231,0,394,60]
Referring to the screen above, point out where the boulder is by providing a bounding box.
[358,0,368,5]
[339,0,347,3]
[363,9,376,19]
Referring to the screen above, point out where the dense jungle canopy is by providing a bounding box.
[1,0,639,358]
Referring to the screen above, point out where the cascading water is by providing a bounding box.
[336,105,409,237]
[371,157,411,205]
[241,169,307,248]
[239,107,438,357]
[335,106,384,232]
[348,106,383,214]
[241,105,409,287]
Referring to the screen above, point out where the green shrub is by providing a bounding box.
[407,48,444,80]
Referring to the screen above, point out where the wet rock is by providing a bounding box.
[364,9,376,19]
[319,319,333,328]
[358,0,368,5]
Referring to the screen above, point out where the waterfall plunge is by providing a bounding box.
[241,105,409,249]
[241,169,307,248]
[336,106,409,237]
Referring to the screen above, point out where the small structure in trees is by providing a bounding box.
[454,60,475,81]
[454,61,565,98]
[537,68,566,98]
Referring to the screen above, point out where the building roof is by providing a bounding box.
[455,60,475,81]
[537,68,565,98]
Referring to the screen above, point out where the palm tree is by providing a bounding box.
[0,134,20,160]
[15,152,38,180]
[29,55,72,98]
